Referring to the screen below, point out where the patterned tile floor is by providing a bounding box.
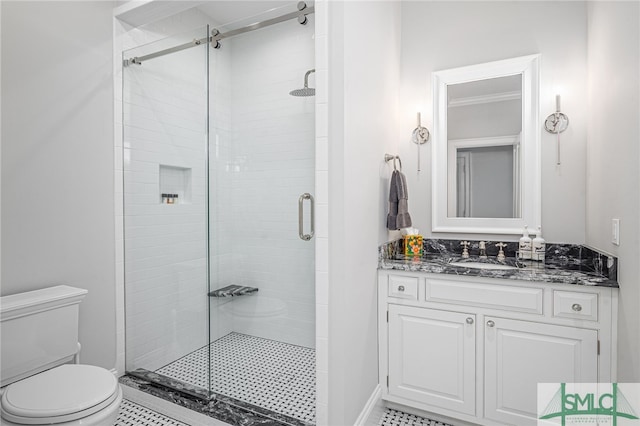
[116,399,189,426]
[378,408,454,426]
[155,332,316,423]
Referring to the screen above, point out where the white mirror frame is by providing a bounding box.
[432,54,541,235]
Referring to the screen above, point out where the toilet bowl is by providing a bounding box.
[0,286,123,425]
[1,364,123,425]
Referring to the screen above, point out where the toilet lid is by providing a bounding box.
[1,364,119,424]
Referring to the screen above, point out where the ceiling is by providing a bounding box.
[196,1,293,27]
[117,1,301,29]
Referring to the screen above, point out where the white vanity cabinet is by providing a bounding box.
[388,305,476,416]
[378,270,618,426]
[483,317,598,425]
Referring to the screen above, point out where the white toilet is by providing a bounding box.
[0,285,123,425]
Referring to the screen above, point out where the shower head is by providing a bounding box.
[290,69,316,97]
[289,87,316,97]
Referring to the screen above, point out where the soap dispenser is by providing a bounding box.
[533,226,546,262]
[519,226,532,260]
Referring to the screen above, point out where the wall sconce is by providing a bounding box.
[412,112,430,172]
[544,95,569,165]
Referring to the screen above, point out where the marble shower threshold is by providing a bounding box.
[120,373,312,426]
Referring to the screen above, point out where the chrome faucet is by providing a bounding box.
[478,241,487,259]
[460,241,470,258]
[496,242,507,262]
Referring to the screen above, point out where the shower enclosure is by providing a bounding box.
[121,4,316,423]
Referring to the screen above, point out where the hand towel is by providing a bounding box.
[387,170,412,230]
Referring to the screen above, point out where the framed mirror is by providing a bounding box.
[432,55,541,234]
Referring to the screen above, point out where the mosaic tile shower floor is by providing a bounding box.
[116,399,188,426]
[115,401,453,426]
[378,408,454,426]
[155,332,316,423]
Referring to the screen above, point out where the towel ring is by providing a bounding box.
[384,154,402,171]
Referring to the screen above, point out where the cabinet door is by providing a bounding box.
[484,317,598,426]
[388,304,476,416]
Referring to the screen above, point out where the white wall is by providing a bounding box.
[327,1,401,424]
[400,1,589,243]
[586,1,640,382]
[1,1,117,370]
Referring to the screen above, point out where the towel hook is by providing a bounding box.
[384,154,402,171]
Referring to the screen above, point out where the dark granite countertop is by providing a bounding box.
[378,239,619,288]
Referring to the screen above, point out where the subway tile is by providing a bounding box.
[315,35,328,71]
[122,14,318,366]
[315,272,328,305]
[316,237,329,273]
[316,103,328,138]
[316,337,328,372]
[315,170,328,204]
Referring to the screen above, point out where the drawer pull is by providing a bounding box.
[487,320,495,328]
[387,276,417,300]
[572,303,583,312]
[466,317,474,325]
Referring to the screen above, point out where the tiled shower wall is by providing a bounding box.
[209,18,316,348]
[120,6,316,373]
[122,26,211,372]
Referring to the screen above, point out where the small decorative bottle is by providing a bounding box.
[519,226,532,260]
[533,226,546,262]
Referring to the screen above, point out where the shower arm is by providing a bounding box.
[303,69,316,88]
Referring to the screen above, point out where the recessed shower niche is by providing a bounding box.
[159,165,191,205]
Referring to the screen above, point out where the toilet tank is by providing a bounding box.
[0,285,88,387]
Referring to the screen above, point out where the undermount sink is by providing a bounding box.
[449,261,517,271]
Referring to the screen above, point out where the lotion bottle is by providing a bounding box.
[519,226,532,260]
[533,226,546,262]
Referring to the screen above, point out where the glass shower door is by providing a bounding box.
[206,14,316,423]
[122,25,212,395]
[122,13,317,422]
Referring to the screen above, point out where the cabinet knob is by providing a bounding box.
[572,303,582,312]
[487,320,495,328]
[466,317,474,325]
[398,285,405,292]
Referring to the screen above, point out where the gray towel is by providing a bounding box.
[387,170,412,230]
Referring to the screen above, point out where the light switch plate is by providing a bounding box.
[612,218,620,246]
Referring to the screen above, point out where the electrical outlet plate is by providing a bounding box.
[612,218,620,246]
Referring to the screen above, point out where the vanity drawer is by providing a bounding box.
[425,278,543,314]
[388,275,419,300]
[553,291,598,321]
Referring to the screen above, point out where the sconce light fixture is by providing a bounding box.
[544,95,569,165]
[412,112,430,172]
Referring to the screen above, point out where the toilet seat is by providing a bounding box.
[1,364,119,425]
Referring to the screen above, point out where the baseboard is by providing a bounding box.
[354,384,382,426]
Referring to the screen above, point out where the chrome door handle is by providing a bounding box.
[572,303,582,312]
[466,317,474,325]
[487,320,495,327]
[298,193,315,241]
